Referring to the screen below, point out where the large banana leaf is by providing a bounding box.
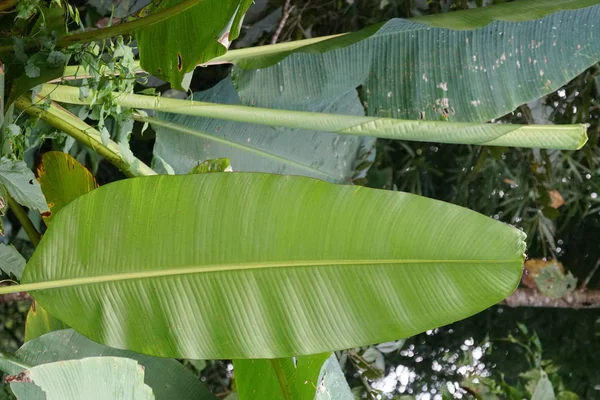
[2,174,525,359]
[0,329,216,400]
[153,77,374,182]
[214,0,598,69]
[231,3,600,122]
[135,0,252,89]
[37,85,587,150]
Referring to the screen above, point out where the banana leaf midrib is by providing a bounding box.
[9,258,522,294]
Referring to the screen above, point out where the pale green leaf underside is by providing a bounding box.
[15,174,525,359]
[1,329,215,400]
[0,160,49,213]
[17,357,154,400]
[153,77,374,183]
[232,5,600,123]
[214,0,598,69]
[38,85,587,149]
[531,374,556,400]
[315,354,353,400]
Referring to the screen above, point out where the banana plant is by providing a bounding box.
[0,0,598,399]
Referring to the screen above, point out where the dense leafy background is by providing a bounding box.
[0,0,598,399]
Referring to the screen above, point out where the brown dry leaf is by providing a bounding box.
[548,190,565,209]
[522,258,564,288]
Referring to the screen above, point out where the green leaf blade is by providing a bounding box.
[20,173,524,359]
[135,0,251,89]
[232,5,600,123]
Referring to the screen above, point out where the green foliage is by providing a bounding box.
[0,0,597,399]
[12,173,523,359]
[136,0,252,89]
[232,3,600,122]
[0,159,48,213]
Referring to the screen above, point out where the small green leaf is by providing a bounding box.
[25,63,40,79]
[46,51,67,67]
[0,160,49,213]
[189,158,232,174]
[0,244,26,280]
[533,263,577,299]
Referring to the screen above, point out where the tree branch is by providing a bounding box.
[502,288,600,309]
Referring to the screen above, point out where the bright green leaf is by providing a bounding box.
[0,244,25,280]
[0,329,216,400]
[8,357,154,400]
[10,173,525,359]
[135,0,252,89]
[0,159,49,213]
[234,353,330,400]
[232,3,600,122]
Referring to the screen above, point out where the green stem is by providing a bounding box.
[270,359,292,400]
[14,95,156,177]
[39,84,587,150]
[5,192,41,247]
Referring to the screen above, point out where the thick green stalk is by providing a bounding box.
[15,95,156,177]
[5,192,41,247]
[39,84,587,150]
[270,359,293,400]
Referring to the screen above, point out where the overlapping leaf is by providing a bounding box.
[232,3,600,123]
[152,77,374,182]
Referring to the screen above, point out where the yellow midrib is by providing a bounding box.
[2,258,523,295]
